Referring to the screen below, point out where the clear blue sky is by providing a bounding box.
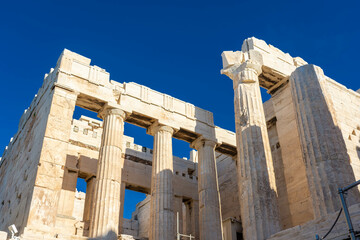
[1,0,359,219]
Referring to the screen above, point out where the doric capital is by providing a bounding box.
[190,136,217,150]
[147,122,174,136]
[243,60,262,73]
[222,60,262,87]
[98,103,126,120]
[238,67,258,83]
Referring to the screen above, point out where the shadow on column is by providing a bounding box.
[239,125,281,237]
[266,120,292,229]
[193,107,224,240]
[149,168,175,240]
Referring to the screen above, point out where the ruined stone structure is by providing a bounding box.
[0,37,360,240]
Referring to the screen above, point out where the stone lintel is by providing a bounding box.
[53,82,79,96]
[49,49,237,155]
[267,76,290,95]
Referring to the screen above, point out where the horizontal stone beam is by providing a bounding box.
[54,49,236,155]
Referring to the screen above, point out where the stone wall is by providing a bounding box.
[72,191,85,221]
[0,68,56,235]
[216,153,241,222]
[269,203,360,240]
[266,85,314,229]
[324,77,360,184]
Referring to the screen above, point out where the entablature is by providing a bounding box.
[51,48,236,156]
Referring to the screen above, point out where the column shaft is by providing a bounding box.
[83,176,96,222]
[184,201,192,235]
[119,182,126,234]
[191,200,200,239]
[193,138,223,240]
[149,125,175,240]
[174,196,183,235]
[290,65,360,217]
[184,200,199,239]
[89,108,126,239]
[233,62,280,239]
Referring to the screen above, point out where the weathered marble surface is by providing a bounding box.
[290,65,360,217]
[0,231,7,240]
[148,124,175,240]
[268,203,360,240]
[191,137,223,240]
[1,37,360,240]
[89,107,126,238]
[222,58,281,239]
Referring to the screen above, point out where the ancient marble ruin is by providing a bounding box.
[0,37,360,240]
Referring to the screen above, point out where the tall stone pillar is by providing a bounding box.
[184,201,192,235]
[191,137,223,240]
[83,176,96,222]
[148,124,175,240]
[222,60,280,239]
[119,182,126,234]
[191,200,200,239]
[174,196,183,235]
[83,176,96,235]
[290,65,360,217]
[89,107,126,239]
[184,200,199,239]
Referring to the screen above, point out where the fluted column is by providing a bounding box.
[148,124,175,240]
[191,137,223,240]
[183,199,200,239]
[174,196,183,235]
[222,60,280,240]
[83,176,96,222]
[89,107,126,239]
[119,182,126,234]
[290,65,360,217]
[191,200,200,239]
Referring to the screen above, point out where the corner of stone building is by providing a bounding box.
[58,49,92,66]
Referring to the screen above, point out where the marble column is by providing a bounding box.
[174,196,183,235]
[222,60,280,239]
[83,176,96,222]
[119,182,126,234]
[89,107,126,239]
[148,124,175,240]
[290,65,360,217]
[184,201,192,236]
[184,200,199,239]
[191,137,223,240]
[191,200,200,239]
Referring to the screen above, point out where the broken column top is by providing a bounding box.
[221,37,308,90]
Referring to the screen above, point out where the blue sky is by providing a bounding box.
[1,0,359,219]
